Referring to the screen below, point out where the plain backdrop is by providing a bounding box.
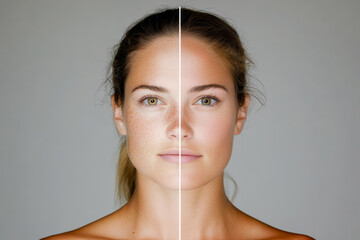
[1,0,359,239]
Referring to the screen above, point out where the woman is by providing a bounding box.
[42,7,313,240]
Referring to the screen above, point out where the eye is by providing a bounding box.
[140,95,164,107]
[195,95,220,107]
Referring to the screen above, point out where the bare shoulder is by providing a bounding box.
[40,230,128,240]
[40,231,90,240]
[271,233,315,240]
[40,208,129,240]
[266,232,315,240]
[231,209,315,240]
[40,227,118,240]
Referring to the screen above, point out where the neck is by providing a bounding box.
[123,172,236,240]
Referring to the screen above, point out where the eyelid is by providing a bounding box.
[139,94,221,107]
[194,94,220,107]
[139,94,165,107]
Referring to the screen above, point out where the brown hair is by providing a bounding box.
[106,7,264,204]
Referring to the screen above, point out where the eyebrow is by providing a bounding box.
[131,84,228,93]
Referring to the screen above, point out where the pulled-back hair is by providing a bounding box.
[106,7,264,204]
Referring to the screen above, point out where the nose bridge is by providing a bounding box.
[166,102,192,140]
[180,104,191,129]
[168,103,179,124]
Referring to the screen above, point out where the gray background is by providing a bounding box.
[1,0,359,239]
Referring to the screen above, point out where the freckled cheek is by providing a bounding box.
[125,110,164,163]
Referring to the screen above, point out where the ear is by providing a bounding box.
[111,94,127,136]
[234,94,250,135]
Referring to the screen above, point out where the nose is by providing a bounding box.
[166,106,193,141]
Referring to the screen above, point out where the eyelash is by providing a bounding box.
[139,94,164,108]
[195,94,220,107]
[139,94,220,108]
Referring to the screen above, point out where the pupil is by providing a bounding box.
[202,98,210,104]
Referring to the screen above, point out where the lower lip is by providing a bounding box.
[159,154,201,163]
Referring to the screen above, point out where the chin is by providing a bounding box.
[151,173,209,191]
[180,172,216,190]
[144,163,225,191]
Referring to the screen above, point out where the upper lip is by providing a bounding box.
[158,148,202,156]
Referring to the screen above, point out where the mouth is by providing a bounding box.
[158,154,202,163]
[158,148,202,163]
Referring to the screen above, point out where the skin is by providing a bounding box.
[41,35,314,240]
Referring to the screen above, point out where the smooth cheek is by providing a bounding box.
[180,107,235,189]
[197,107,235,168]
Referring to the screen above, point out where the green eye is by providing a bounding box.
[147,97,158,105]
[195,96,219,107]
[201,97,211,105]
[140,95,164,107]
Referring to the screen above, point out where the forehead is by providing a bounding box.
[126,34,233,92]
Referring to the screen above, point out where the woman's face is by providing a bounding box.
[112,35,249,190]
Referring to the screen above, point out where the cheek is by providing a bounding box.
[204,116,233,140]
[196,108,235,164]
[198,108,235,144]
[124,108,164,166]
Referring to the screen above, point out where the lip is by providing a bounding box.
[159,148,202,156]
[158,148,202,163]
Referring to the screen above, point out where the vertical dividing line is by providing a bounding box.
[178,6,182,240]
